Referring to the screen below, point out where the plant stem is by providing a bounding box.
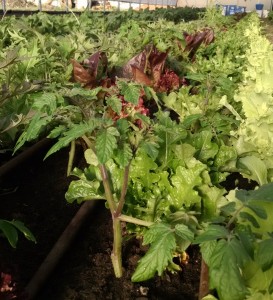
[67,140,75,176]
[111,218,123,278]
[99,164,117,214]
[198,258,209,300]
[118,214,153,227]
[115,163,131,217]
[81,135,93,149]
[226,204,245,229]
[99,164,123,277]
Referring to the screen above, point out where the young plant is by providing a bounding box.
[195,183,273,300]
[0,218,36,248]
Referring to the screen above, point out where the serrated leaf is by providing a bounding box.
[106,96,122,114]
[256,238,273,272]
[237,231,254,259]
[45,120,99,159]
[0,220,18,248]
[194,225,229,244]
[131,223,176,282]
[48,125,67,139]
[32,93,58,113]
[96,127,118,164]
[107,126,120,137]
[209,239,247,300]
[10,220,36,243]
[141,141,159,160]
[114,142,132,167]
[116,119,130,135]
[200,240,218,265]
[175,224,194,242]
[14,114,53,152]
[69,86,102,99]
[65,179,102,203]
[239,211,260,228]
[118,81,141,105]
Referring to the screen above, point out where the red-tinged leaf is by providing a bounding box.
[83,51,108,80]
[121,49,148,79]
[71,59,95,86]
[1,272,13,292]
[183,29,214,60]
[131,65,152,86]
[156,69,180,92]
[204,29,215,45]
[183,31,194,44]
[84,52,100,77]
[149,46,168,86]
[184,31,207,59]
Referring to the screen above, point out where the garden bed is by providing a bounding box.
[0,146,201,299]
[1,10,273,300]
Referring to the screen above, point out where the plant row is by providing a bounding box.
[1,8,273,300]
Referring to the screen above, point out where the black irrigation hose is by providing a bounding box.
[0,136,98,299]
[25,200,98,300]
[0,138,53,178]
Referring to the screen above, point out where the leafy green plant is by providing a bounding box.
[195,183,273,300]
[3,7,273,299]
[0,219,36,248]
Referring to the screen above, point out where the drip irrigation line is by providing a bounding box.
[25,200,97,300]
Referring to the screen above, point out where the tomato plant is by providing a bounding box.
[1,7,273,300]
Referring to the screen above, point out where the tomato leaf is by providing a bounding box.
[194,224,229,244]
[45,120,100,159]
[9,220,36,243]
[106,95,122,114]
[209,239,248,300]
[256,238,273,272]
[236,183,273,203]
[239,211,260,228]
[0,220,18,248]
[175,224,194,242]
[114,142,132,167]
[118,81,141,105]
[96,127,119,164]
[245,203,267,219]
[131,223,176,282]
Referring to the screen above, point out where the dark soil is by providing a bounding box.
[0,144,201,300]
